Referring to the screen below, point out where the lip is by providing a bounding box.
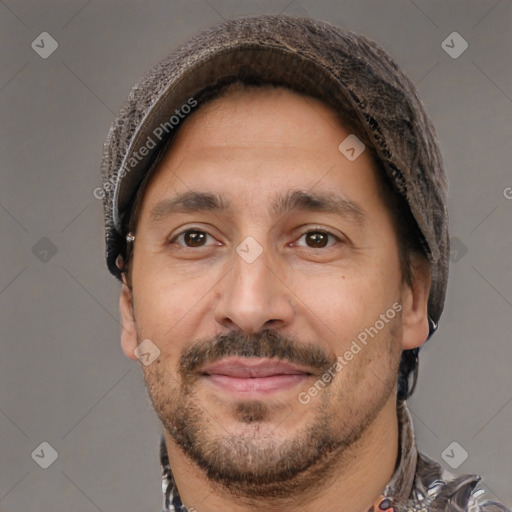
[200,357,312,394]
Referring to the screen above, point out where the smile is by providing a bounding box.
[200,357,312,394]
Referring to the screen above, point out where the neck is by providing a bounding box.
[165,394,399,512]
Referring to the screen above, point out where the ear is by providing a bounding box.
[401,255,431,350]
[119,280,138,361]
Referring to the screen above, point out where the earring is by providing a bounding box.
[427,316,437,339]
[126,232,135,243]
[115,254,124,270]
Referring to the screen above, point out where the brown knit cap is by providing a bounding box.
[100,14,449,331]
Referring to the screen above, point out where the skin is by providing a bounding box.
[119,87,430,512]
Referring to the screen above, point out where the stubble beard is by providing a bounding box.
[142,324,401,500]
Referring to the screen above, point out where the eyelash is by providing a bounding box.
[168,227,343,249]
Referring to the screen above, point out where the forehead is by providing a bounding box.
[135,86,382,222]
[169,85,350,153]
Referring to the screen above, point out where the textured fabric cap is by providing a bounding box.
[100,14,449,327]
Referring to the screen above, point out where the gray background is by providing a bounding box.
[1,1,511,511]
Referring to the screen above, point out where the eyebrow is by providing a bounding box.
[149,189,367,226]
[149,191,229,222]
[272,190,366,225]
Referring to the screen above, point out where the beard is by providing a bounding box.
[141,325,401,499]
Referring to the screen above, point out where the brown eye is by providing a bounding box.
[305,232,329,248]
[296,230,338,249]
[170,229,216,248]
[183,230,207,247]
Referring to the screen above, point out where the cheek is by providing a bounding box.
[131,272,190,347]
[291,265,400,346]
[131,259,224,366]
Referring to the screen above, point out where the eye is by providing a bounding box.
[295,229,340,249]
[168,229,220,248]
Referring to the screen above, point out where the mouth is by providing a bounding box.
[200,357,313,394]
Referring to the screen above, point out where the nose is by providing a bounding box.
[213,242,295,334]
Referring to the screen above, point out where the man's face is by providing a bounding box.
[120,87,426,495]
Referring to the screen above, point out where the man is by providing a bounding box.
[100,14,510,512]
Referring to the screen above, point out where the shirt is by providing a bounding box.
[158,400,510,512]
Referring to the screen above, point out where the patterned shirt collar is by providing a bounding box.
[382,399,418,505]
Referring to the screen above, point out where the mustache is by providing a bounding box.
[179,329,337,378]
